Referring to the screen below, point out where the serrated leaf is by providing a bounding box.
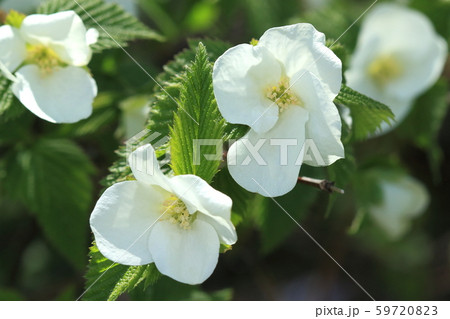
[335,84,395,140]
[149,39,231,139]
[2,139,94,269]
[37,0,162,52]
[170,43,225,183]
[83,244,160,301]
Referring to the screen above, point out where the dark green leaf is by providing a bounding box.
[335,84,395,140]
[397,79,449,180]
[3,139,94,269]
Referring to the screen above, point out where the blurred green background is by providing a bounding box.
[0,0,449,300]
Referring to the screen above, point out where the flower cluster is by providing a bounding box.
[0,10,98,123]
[213,23,344,197]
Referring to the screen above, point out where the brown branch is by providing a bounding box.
[298,176,345,194]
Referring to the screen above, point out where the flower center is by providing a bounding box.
[25,44,64,74]
[160,195,195,230]
[265,76,302,111]
[367,55,403,88]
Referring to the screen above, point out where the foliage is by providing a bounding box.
[170,43,225,182]
[82,244,160,301]
[335,84,395,140]
[1,139,94,269]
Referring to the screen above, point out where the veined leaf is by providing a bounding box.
[170,43,226,183]
[3,139,94,269]
[37,0,163,52]
[335,84,395,140]
[83,244,160,301]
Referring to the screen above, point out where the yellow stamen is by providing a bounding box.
[367,55,403,88]
[265,76,302,111]
[160,195,194,230]
[25,44,64,74]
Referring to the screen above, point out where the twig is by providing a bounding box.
[298,176,345,194]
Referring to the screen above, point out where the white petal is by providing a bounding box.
[148,219,220,285]
[227,106,309,197]
[0,25,26,72]
[12,65,96,123]
[86,28,99,46]
[258,23,342,99]
[213,44,281,133]
[90,181,169,265]
[21,11,92,66]
[291,71,344,166]
[369,175,429,239]
[128,144,173,191]
[168,175,237,245]
[356,4,441,61]
[346,3,448,132]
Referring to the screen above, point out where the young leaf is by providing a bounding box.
[37,0,163,52]
[83,244,160,301]
[3,139,94,269]
[335,84,395,140]
[170,43,226,183]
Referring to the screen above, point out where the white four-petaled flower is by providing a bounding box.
[213,23,344,197]
[0,10,99,123]
[90,144,237,285]
[346,4,448,133]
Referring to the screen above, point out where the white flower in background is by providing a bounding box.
[368,174,429,240]
[119,96,151,139]
[213,23,344,197]
[346,4,448,133]
[0,11,99,123]
[90,144,237,285]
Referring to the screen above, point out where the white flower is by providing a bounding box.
[213,23,344,197]
[346,4,448,132]
[368,174,429,240]
[90,144,237,285]
[119,96,151,139]
[0,11,99,123]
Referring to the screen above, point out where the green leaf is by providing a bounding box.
[2,139,94,269]
[397,79,449,180]
[0,75,25,123]
[149,38,231,139]
[170,43,226,183]
[83,244,160,301]
[37,0,163,52]
[335,84,395,140]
